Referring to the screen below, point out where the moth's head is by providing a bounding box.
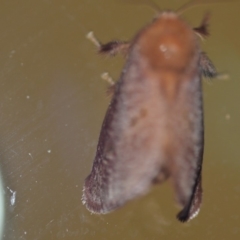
[137,11,199,72]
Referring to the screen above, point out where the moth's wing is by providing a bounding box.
[82,66,167,214]
[170,76,204,222]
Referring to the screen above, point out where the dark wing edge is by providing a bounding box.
[176,77,204,223]
[82,94,118,214]
[176,169,202,222]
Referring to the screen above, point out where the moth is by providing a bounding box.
[82,6,217,222]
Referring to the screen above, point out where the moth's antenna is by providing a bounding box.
[120,0,161,14]
[177,0,203,15]
[177,0,237,15]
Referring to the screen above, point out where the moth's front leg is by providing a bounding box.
[86,31,130,57]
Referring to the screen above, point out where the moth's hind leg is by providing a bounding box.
[86,31,130,56]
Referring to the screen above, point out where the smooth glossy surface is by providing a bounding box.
[1,1,240,239]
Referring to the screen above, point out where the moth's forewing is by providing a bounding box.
[168,75,204,222]
[83,61,169,213]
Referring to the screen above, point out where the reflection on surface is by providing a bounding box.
[0,0,240,240]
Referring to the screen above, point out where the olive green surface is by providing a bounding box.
[1,1,240,239]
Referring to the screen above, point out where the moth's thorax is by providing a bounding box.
[135,12,199,73]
